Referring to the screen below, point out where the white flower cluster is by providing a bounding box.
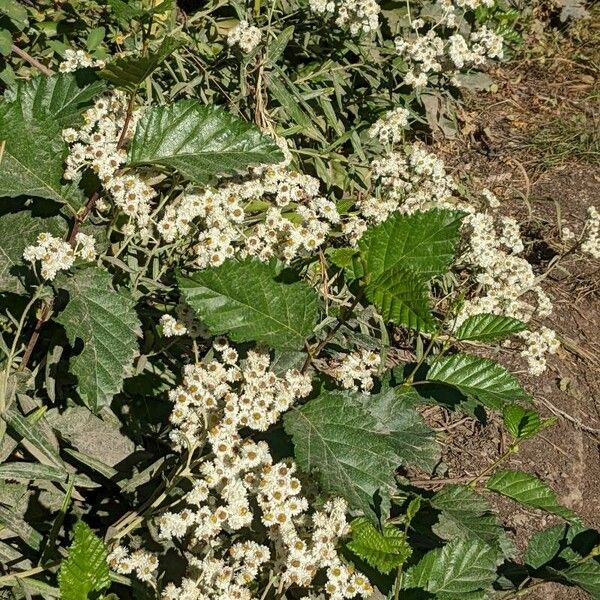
[157,152,339,268]
[59,49,105,73]
[394,3,504,89]
[63,93,157,234]
[111,341,372,599]
[227,20,262,53]
[344,143,463,242]
[160,314,188,337]
[459,211,552,327]
[581,206,600,258]
[108,547,159,584]
[308,0,379,35]
[23,232,96,281]
[518,327,560,376]
[368,107,411,146]
[331,349,381,392]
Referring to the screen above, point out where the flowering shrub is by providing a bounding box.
[0,1,599,600]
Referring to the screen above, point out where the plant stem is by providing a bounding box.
[468,444,517,488]
[18,300,50,374]
[10,44,53,76]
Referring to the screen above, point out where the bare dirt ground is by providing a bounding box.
[424,11,600,599]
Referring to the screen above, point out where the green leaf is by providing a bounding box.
[356,388,440,472]
[0,29,12,56]
[486,470,580,522]
[3,72,105,128]
[107,0,144,21]
[129,100,283,184]
[455,313,526,342]
[524,524,567,569]
[4,405,65,470]
[358,209,464,280]
[561,560,600,598]
[502,404,546,439]
[403,537,497,597]
[431,485,511,557]
[55,267,140,411]
[178,259,318,351]
[0,462,95,487]
[0,74,103,211]
[58,521,110,600]
[86,27,106,51]
[0,0,28,29]
[0,211,68,294]
[101,36,183,92]
[266,25,295,63]
[426,353,530,410]
[283,391,400,523]
[0,505,43,550]
[364,266,436,332]
[348,517,412,574]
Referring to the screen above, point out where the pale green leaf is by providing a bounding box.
[364,266,436,332]
[178,259,318,350]
[403,537,497,597]
[283,391,399,523]
[486,470,580,522]
[426,353,530,410]
[58,521,110,600]
[0,505,42,550]
[524,524,567,569]
[101,36,183,92]
[358,209,464,279]
[56,267,141,411]
[129,100,283,183]
[455,313,526,342]
[348,517,411,574]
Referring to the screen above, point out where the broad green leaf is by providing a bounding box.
[356,388,440,472]
[56,267,141,411]
[561,560,600,598]
[403,537,497,597]
[0,505,43,550]
[486,470,580,522]
[3,72,105,128]
[502,404,546,439]
[348,517,411,574]
[0,211,68,294]
[431,485,510,557]
[364,266,436,332]
[455,313,526,342]
[129,100,283,184]
[426,353,530,410]
[358,209,465,279]
[101,36,183,92]
[0,74,102,211]
[524,524,567,569]
[178,259,318,350]
[283,391,400,523]
[58,521,110,600]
